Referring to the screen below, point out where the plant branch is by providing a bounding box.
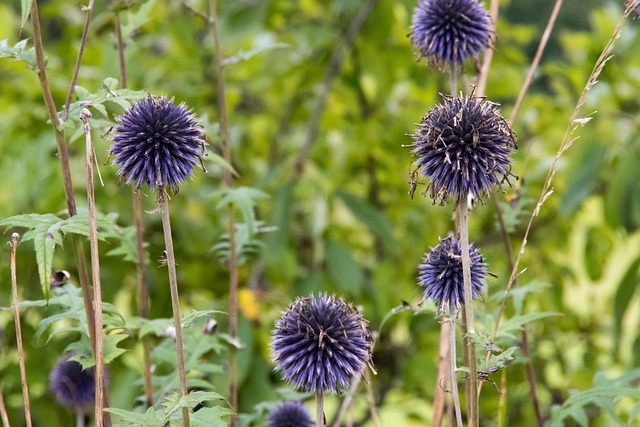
[291,0,379,184]
[432,319,450,427]
[476,0,500,96]
[113,5,153,407]
[316,392,324,427]
[158,190,190,427]
[457,202,478,427]
[61,0,95,123]
[209,1,239,423]
[80,109,108,427]
[490,200,543,426]
[491,3,633,343]
[30,3,110,423]
[0,383,9,427]
[508,0,564,126]
[10,233,33,427]
[448,310,463,427]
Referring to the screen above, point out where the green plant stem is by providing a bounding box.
[0,384,9,427]
[316,392,324,427]
[61,0,95,123]
[134,189,153,408]
[448,308,463,427]
[450,63,457,96]
[10,233,33,427]
[491,0,634,342]
[209,1,239,423]
[508,0,563,126]
[476,0,500,96]
[158,190,190,427]
[112,8,153,407]
[456,202,478,427]
[81,109,106,427]
[29,6,109,423]
[432,319,449,427]
[76,408,85,427]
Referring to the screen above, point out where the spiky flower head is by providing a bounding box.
[49,353,96,409]
[271,293,372,394]
[110,96,206,192]
[419,235,487,314]
[627,0,640,19]
[267,401,314,427]
[409,94,516,205]
[410,0,491,68]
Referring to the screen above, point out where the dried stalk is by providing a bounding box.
[9,233,33,427]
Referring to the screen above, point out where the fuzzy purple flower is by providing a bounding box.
[271,294,372,394]
[267,401,314,427]
[410,0,491,68]
[409,94,517,204]
[627,0,640,19]
[419,235,487,314]
[49,353,96,409]
[110,96,206,191]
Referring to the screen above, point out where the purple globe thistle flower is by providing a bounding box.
[267,401,314,427]
[418,235,487,314]
[271,294,373,394]
[110,96,206,192]
[627,0,640,19]
[409,94,517,205]
[49,353,96,409]
[410,0,491,68]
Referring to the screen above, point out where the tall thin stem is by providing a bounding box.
[457,202,478,427]
[448,309,463,427]
[9,233,33,427]
[80,109,106,427]
[316,392,324,427]
[28,3,109,417]
[209,1,239,423]
[76,409,85,427]
[432,319,450,427]
[113,6,153,407]
[508,0,564,126]
[61,0,95,123]
[158,190,190,427]
[0,383,10,427]
[134,189,153,408]
[476,0,500,96]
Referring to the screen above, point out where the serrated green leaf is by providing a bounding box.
[34,231,55,300]
[190,406,234,427]
[496,312,562,340]
[103,333,129,364]
[122,0,157,40]
[139,318,173,338]
[105,407,163,427]
[0,38,37,70]
[21,0,33,29]
[214,186,269,236]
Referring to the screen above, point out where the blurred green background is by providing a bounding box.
[1,0,639,425]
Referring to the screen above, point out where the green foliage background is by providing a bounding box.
[1,0,640,425]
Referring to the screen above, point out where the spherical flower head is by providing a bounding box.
[418,235,487,314]
[410,0,491,68]
[267,401,314,427]
[627,0,640,19]
[49,353,96,409]
[110,96,206,192]
[410,94,516,205]
[271,293,372,394]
